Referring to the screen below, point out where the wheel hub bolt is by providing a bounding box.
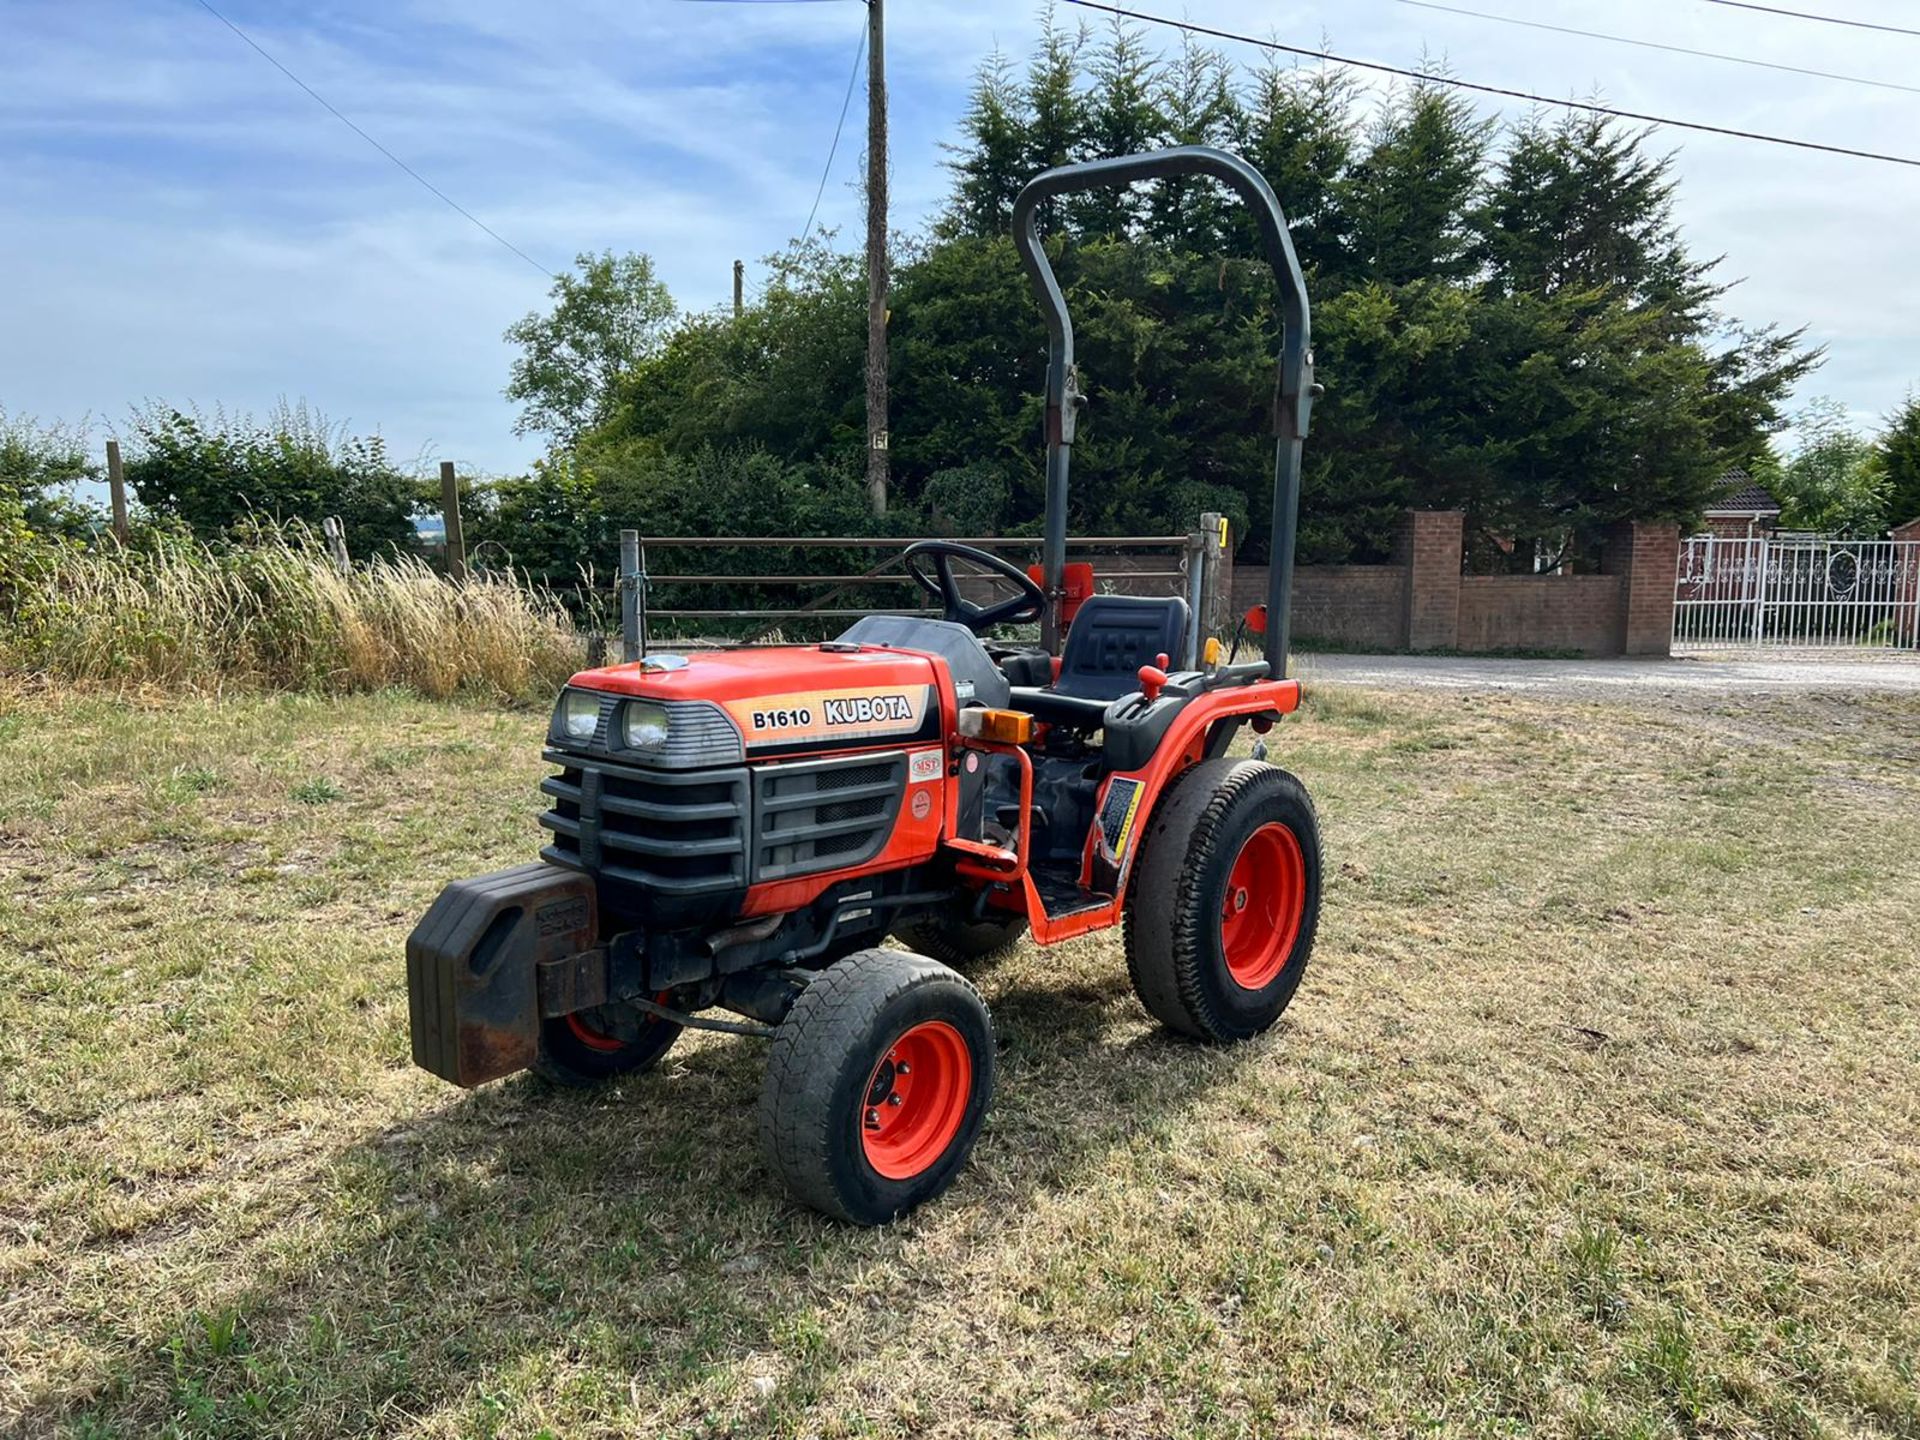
[1233,888,1249,913]
[888,1093,903,1106]
[896,1063,911,1076]
[866,1108,880,1127]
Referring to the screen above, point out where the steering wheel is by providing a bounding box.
[901,540,1046,634]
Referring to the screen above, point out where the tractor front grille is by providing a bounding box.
[540,753,749,895]
[539,748,908,897]
[751,753,907,882]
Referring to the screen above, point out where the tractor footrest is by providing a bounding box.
[407,863,600,1087]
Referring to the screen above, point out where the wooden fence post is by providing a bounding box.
[105,439,130,543]
[322,515,351,573]
[439,460,467,582]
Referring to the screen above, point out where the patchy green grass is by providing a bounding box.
[3,679,1918,1438]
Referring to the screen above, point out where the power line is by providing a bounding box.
[1064,0,1920,169]
[192,0,554,278]
[1699,0,1920,39]
[801,16,868,245]
[1399,0,1920,97]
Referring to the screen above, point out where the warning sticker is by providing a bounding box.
[1099,777,1144,861]
[725,685,933,750]
[1089,776,1145,898]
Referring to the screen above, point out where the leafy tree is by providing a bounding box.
[607,242,866,466]
[505,251,677,444]
[124,402,421,553]
[1765,398,1889,535]
[1875,389,1920,529]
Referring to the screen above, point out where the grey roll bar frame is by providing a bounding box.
[1010,145,1315,677]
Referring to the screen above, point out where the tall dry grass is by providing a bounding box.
[1,530,583,698]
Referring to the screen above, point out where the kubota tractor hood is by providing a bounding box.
[567,644,947,756]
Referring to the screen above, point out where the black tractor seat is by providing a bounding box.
[1006,593,1190,729]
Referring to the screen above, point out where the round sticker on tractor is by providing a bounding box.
[911,789,932,820]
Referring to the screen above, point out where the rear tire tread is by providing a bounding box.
[1123,758,1320,1042]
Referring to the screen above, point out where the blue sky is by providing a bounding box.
[4,0,1919,478]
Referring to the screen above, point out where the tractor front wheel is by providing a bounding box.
[1124,759,1321,1042]
[759,949,995,1225]
[534,999,681,1086]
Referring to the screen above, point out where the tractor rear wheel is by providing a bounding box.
[1124,759,1320,1042]
[891,910,1028,970]
[534,999,681,1086]
[759,948,994,1225]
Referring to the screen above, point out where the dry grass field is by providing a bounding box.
[2,677,1917,1438]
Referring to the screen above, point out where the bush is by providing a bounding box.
[0,405,101,542]
[123,401,425,555]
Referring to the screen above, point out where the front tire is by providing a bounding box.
[1124,759,1321,1042]
[759,949,995,1225]
[534,999,681,1086]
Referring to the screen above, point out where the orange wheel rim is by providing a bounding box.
[860,1020,973,1181]
[1219,822,1306,990]
[564,991,669,1054]
[566,1012,626,1053]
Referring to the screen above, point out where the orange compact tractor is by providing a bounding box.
[407,147,1322,1224]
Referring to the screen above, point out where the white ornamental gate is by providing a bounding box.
[1674,534,1920,650]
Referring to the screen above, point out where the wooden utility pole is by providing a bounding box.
[439,460,467,582]
[104,439,130,543]
[732,259,744,319]
[863,0,889,516]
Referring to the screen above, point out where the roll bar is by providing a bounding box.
[1010,145,1315,676]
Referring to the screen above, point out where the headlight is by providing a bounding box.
[558,691,600,742]
[624,701,670,749]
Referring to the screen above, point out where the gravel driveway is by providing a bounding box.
[1297,648,1920,697]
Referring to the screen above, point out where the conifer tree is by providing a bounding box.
[1072,17,1164,237]
[1345,78,1491,286]
[1875,390,1920,528]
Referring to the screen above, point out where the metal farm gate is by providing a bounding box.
[1673,534,1920,650]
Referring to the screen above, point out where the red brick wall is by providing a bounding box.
[1457,576,1625,655]
[1227,509,1680,656]
[1893,517,1920,648]
[1397,510,1464,650]
[1603,520,1680,656]
[1232,564,1408,649]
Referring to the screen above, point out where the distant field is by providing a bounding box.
[2,681,1917,1438]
